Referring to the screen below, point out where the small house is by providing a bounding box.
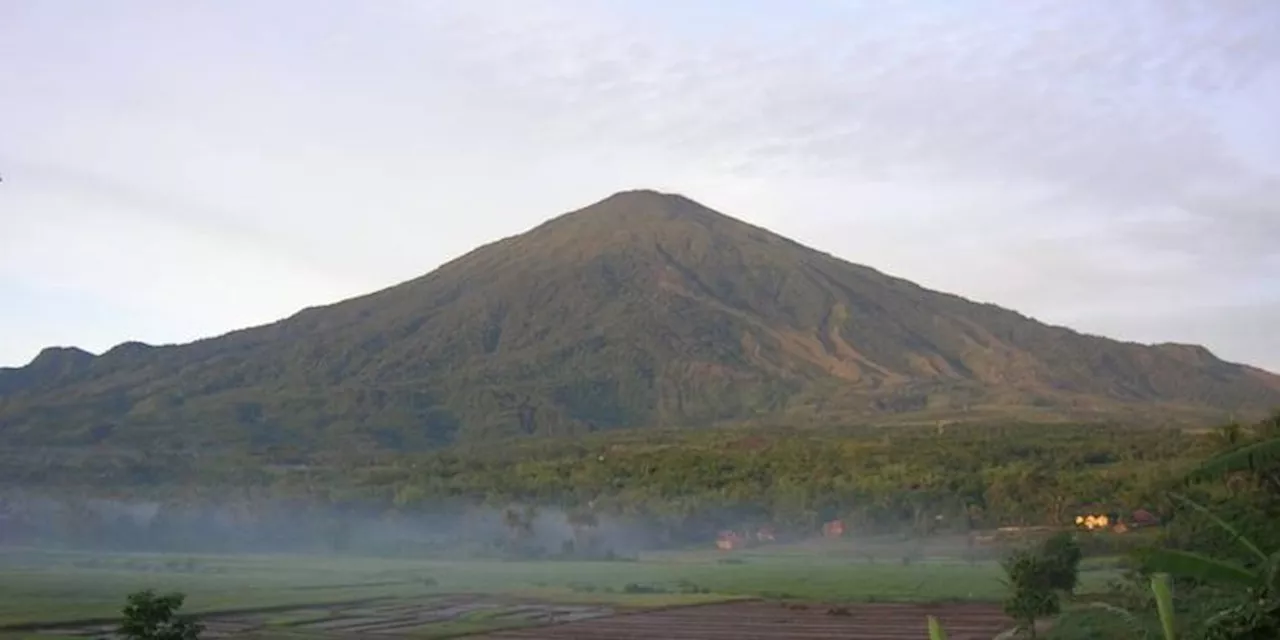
[1128,509,1160,528]
[1114,509,1161,533]
[716,530,745,551]
[822,519,845,538]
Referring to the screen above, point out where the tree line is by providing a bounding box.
[0,420,1238,552]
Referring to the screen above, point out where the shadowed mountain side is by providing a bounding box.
[2,190,1278,449]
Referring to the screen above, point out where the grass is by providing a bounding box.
[0,545,1122,631]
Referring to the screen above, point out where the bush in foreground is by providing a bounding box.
[116,589,203,640]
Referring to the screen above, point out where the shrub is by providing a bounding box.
[1002,549,1060,638]
[117,590,203,640]
[1040,531,1082,594]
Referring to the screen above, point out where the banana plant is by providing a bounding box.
[1069,573,1178,640]
[1185,413,1280,490]
[1137,492,1277,596]
[1184,435,1280,484]
[1058,425,1280,640]
[1131,424,1280,639]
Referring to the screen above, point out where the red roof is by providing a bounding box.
[1131,509,1159,525]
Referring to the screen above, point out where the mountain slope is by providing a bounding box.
[2,190,1278,450]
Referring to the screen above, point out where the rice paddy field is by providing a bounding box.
[0,542,1123,639]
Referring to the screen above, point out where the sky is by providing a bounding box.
[2,0,1279,372]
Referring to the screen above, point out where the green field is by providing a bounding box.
[0,543,1121,633]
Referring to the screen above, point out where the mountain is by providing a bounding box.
[2,189,1278,451]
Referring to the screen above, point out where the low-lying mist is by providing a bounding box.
[0,492,669,561]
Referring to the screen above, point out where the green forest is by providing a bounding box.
[3,416,1274,549]
[0,422,1214,534]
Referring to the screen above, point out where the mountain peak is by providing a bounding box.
[0,346,95,395]
[599,188,696,206]
[603,188,684,201]
[2,191,1279,449]
[28,346,94,369]
[103,341,155,359]
[497,189,752,267]
[565,189,726,225]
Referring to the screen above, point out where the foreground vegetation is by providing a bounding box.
[1039,413,1280,639]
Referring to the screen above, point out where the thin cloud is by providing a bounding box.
[0,0,1277,370]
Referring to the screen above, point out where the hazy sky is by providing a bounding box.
[2,0,1279,372]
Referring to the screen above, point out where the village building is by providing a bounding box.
[716,530,746,551]
[822,519,845,538]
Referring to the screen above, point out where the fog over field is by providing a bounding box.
[0,493,676,559]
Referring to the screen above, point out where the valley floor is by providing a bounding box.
[0,544,1121,638]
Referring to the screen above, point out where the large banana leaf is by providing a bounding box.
[1139,548,1260,590]
[1268,550,1280,592]
[1151,573,1177,640]
[1167,492,1268,564]
[1185,437,1280,484]
[1081,601,1146,636]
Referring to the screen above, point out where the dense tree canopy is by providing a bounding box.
[0,421,1231,554]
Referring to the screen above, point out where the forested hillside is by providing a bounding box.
[2,190,1278,450]
[0,420,1237,553]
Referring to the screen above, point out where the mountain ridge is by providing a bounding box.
[2,189,1277,450]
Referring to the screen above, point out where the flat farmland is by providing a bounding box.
[16,598,1013,640]
[1,543,1115,638]
[22,595,618,639]
[478,601,1012,640]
